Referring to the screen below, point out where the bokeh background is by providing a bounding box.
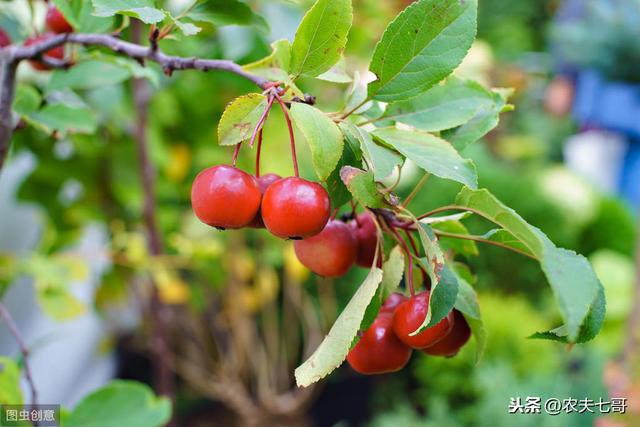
[0,0,639,426]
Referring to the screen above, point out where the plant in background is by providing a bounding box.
[0,0,608,424]
[550,0,640,83]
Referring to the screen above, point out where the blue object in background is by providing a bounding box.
[619,141,640,210]
[572,69,640,209]
[573,70,640,140]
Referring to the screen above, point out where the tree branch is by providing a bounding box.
[0,32,272,176]
[10,33,270,87]
[0,302,38,410]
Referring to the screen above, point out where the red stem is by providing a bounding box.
[404,228,429,286]
[249,96,275,148]
[231,142,242,167]
[273,92,299,177]
[255,128,263,177]
[388,224,415,297]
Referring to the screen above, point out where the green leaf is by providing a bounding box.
[432,220,478,256]
[443,88,513,151]
[0,357,23,405]
[295,266,383,387]
[217,94,267,146]
[26,104,97,134]
[340,122,401,181]
[13,85,41,115]
[289,103,344,181]
[187,1,269,32]
[340,166,385,208]
[92,0,165,24]
[169,17,201,36]
[289,0,353,78]
[481,229,534,257]
[455,187,605,342]
[383,77,495,131]
[411,262,458,335]
[344,71,370,114]
[453,277,486,361]
[360,246,404,333]
[368,0,478,102]
[49,61,132,90]
[65,380,171,427]
[316,57,352,83]
[243,39,291,77]
[51,0,82,29]
[325,134,361,208]
[372,127,478,188]
[415,222,445,285]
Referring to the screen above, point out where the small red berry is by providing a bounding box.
[46,6,73,33]
[249,173,281,228]
[0,29,10,48]
[294,220,357,277]
[24,33,64,71]
[351,213,378,268]
[347,313,412,375]
[392,291,454,349]
[191,165,261,229]
[422,310,471,357]
[380,292,408,314]
[261,177,331,239]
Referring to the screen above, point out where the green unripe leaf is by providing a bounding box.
[217,94,268,146]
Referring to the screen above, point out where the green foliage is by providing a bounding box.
[0,357,23,405]
[217,94,268,146]
[295,266,383,387]
[368,0,477,101]
[289,0,353,78]
[290,103,344,180]
[63,380,171,427]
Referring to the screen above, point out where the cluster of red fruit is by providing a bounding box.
[0,5,73,70]
[348,291,471,375]
[191,164,379,276]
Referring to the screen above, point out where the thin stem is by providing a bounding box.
[433,230,538,260]
[0,302,38,412]
[232,142,242,167]
[401,173,430,209]
[341,98,369,120]
[403,228,429,285]
[273,92,299,177]
[131,22,175,419]
[255,129,263,177]
[249,96,275,148]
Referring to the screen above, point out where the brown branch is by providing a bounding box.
[130,23,175,421]
[10,33,270,87]
[0,58,18,171]
[0,32,272,176]
[0,302,38,411]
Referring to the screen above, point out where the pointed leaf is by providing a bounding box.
[368,0,478,101]
[217,94,267,146]
[383,77,495,131]
[340,166,385,208]
[295,266,383,387]
[360,246,403,332]
[455,187,605,342]
[290,0,353,78]
[373,127,478,188]
[290,103,344,181]
[410,262,458,334]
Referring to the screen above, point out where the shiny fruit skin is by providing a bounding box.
[380,292,408,314]
[352,212,378,267]
[191,165,261,229]
[249,173,281,228]
[347,313,412,375]
[261,177,330,239]
[392,292,454,349]
[293,220,357,277]
[24,34,64,71]
[422,310,471,357]
[0,29,10,47]
[46,6,73,33]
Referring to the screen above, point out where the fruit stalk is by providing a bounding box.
[273,92,300,177]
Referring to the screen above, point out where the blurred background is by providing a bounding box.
[0,0,639,426]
